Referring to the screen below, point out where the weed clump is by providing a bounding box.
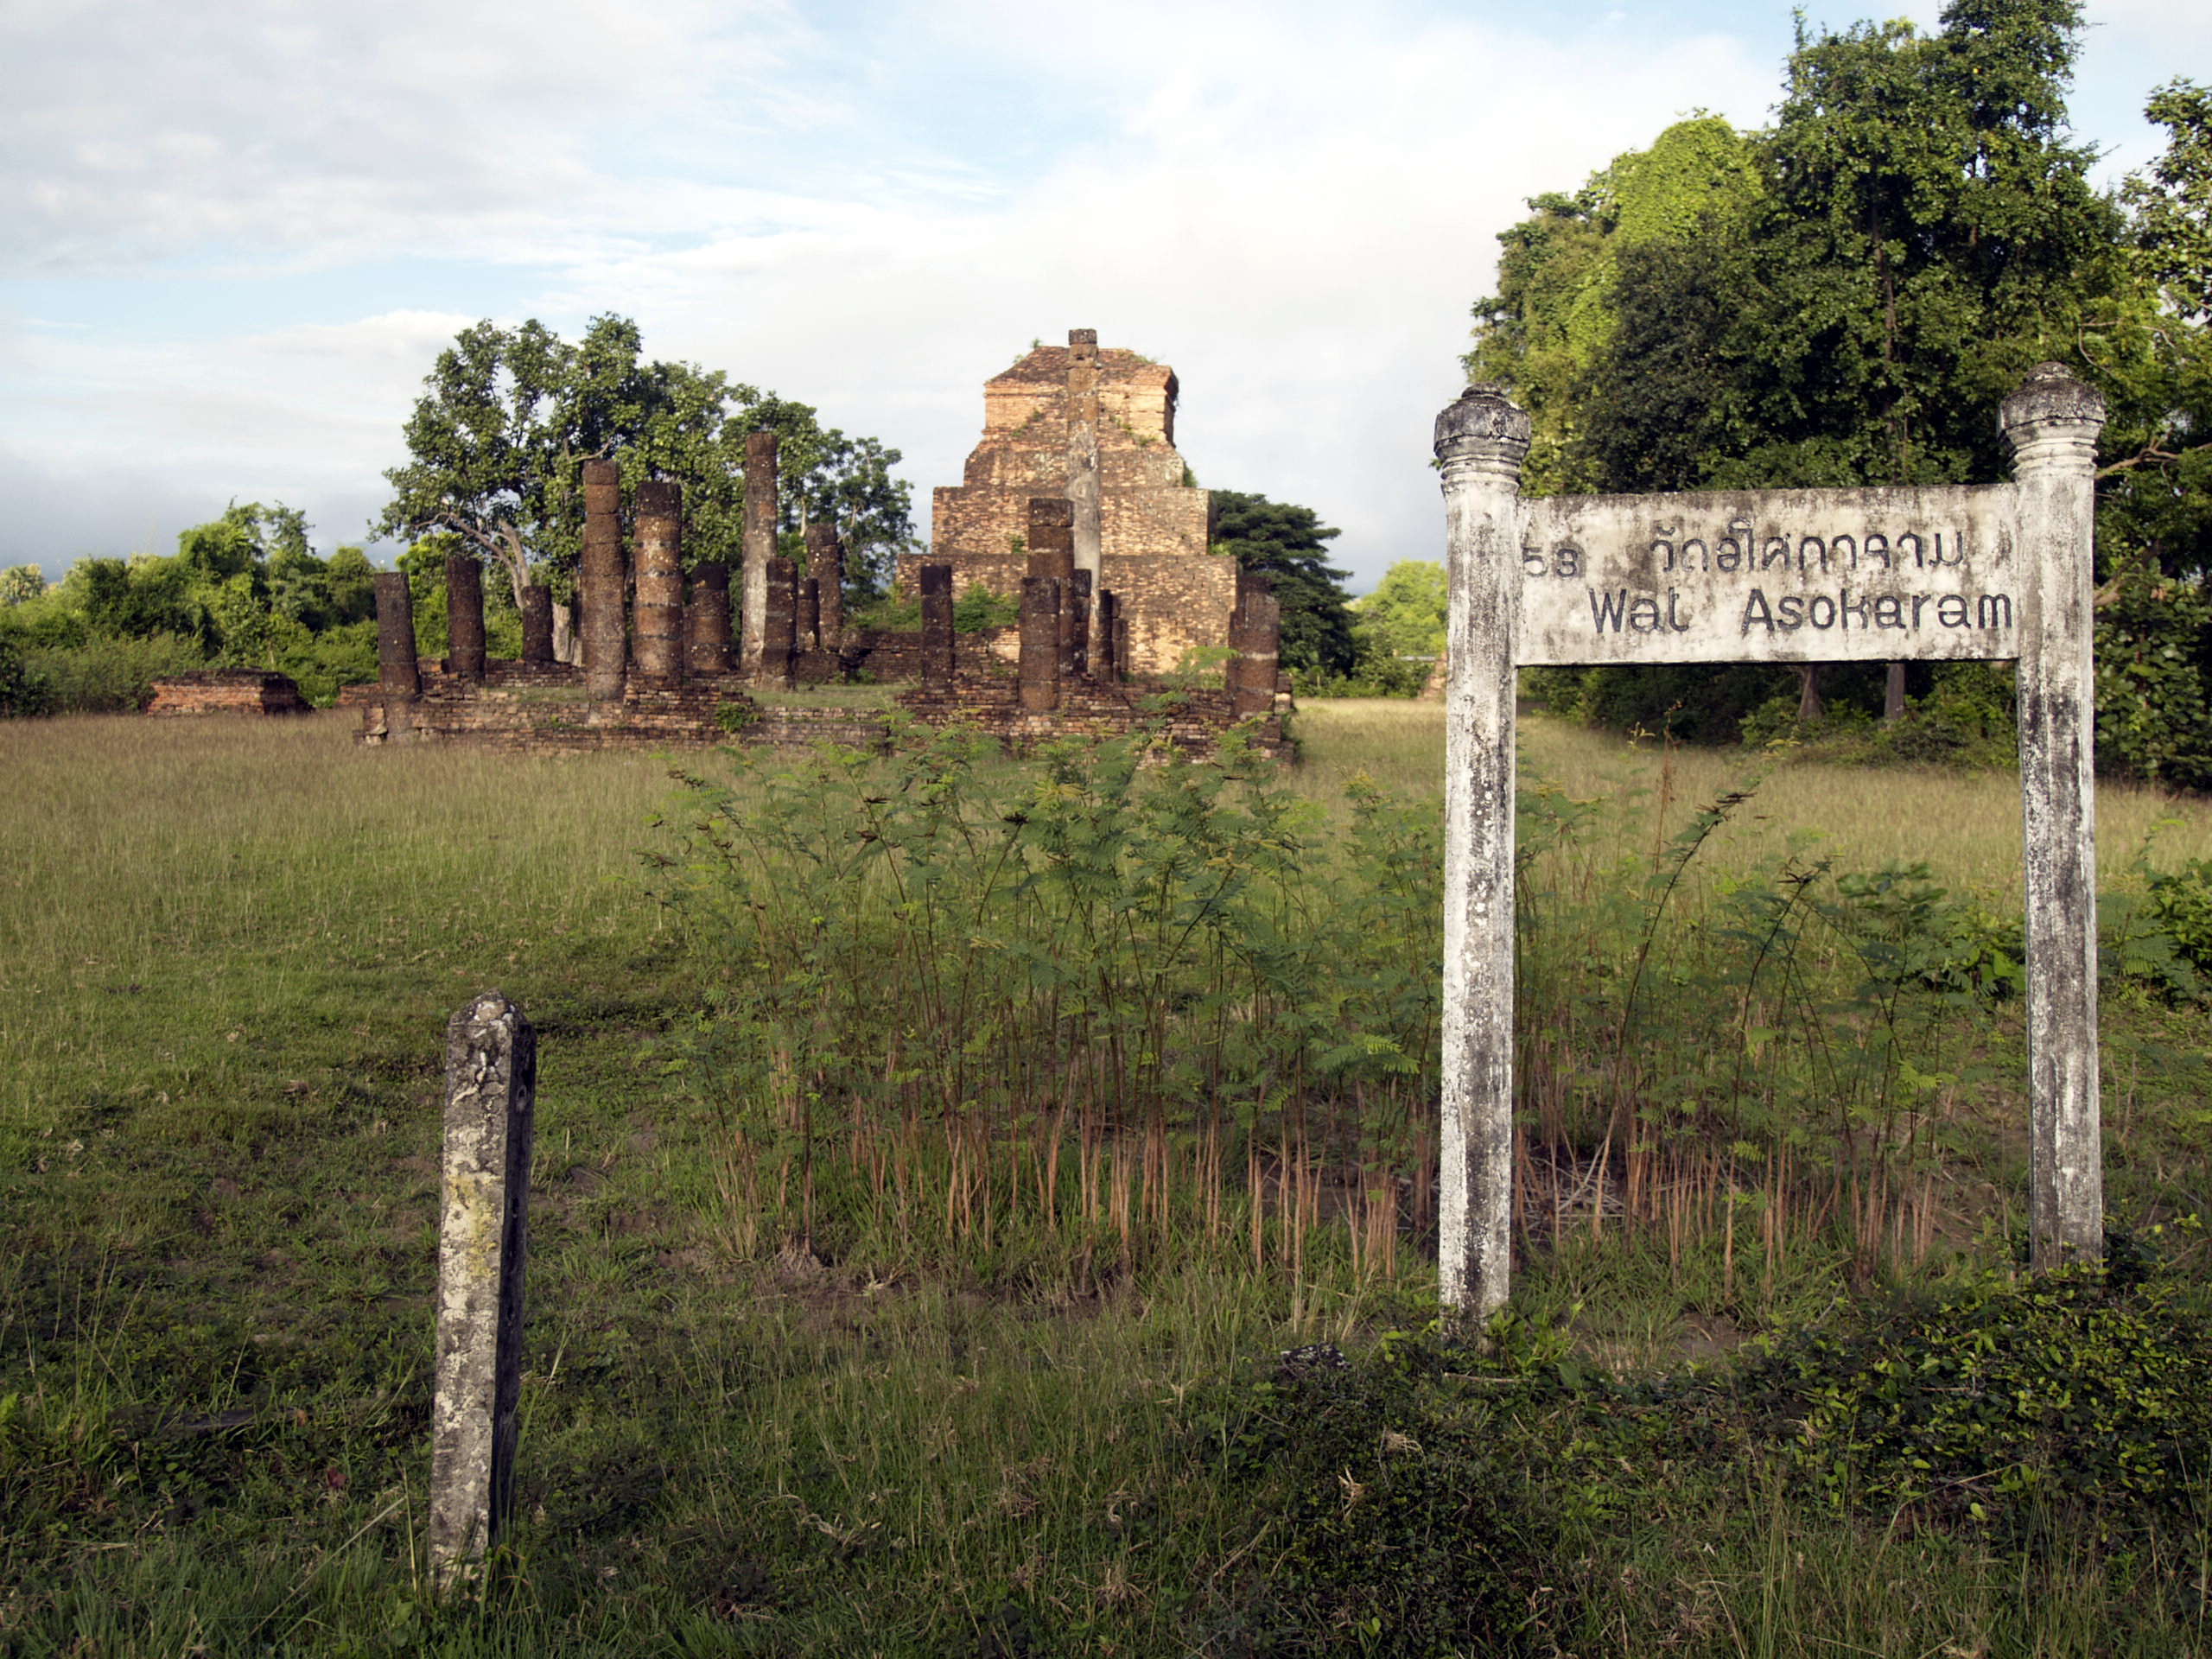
[1736,1256,2212,1538]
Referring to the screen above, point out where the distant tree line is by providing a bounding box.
[1465,0,2212,784]
[0,505,383,715]
[0,315,918,715]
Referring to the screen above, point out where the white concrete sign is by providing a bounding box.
[1519,486,2019,665]
[1436,365,2108,1323]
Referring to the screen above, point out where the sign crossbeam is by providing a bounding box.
[1435,365,2108,1322]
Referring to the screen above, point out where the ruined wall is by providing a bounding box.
[148,671,311,716]
[920,338,1221,674]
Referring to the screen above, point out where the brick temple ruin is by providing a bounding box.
[348,429,1287,760]
[901,329,1237,677]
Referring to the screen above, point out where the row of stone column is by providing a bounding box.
[1014,497,1118,713]
[913,496,1125,710]
[372,445,845,702]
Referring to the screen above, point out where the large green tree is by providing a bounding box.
[377,315,915,613]
[1208,491,1357,679]
[2085,81,2212,785]
[1466,0,2163,748]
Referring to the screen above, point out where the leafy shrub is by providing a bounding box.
[847,592,921,632]
[1202,1326,1574,1656]
[952,582,1019,633]
[16,632,210,713]
[1738,1262,2212,1537]
[2145,858,2212,976]
[0,633,48,717]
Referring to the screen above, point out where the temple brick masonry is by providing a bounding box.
[146,670,312,716]
[903,330,1237,677]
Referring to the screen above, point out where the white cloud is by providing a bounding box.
[0,0,2192,585]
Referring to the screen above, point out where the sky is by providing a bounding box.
[2,0,2205,592]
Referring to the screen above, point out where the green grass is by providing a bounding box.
[6,705,2212,1655]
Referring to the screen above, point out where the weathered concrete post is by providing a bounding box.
[919,563,955,687]
[632,480,685,685]
[741,431,779,679]
[1095,591,1120,683]
[2002,363,2108,1270]
[429,991,536,1595]
[1434,385,1532,1323]
[580,459,627,701]
[375,571,421,699]
[761,556,798,690]
[1019,576,1062,713]
[519,584,554,666]
[686,563,733,677]
[445,552,486,683]
[1066,329,1103,663]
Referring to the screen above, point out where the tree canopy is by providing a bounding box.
[1208,491,1358,679]
[1465,0,2212,775]
[375,315,916,609]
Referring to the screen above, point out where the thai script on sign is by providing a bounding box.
[1515,486,2018,666]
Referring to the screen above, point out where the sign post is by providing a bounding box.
[1435,365,2107,1320]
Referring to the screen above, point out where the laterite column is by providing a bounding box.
[581,458,627,701]
[761,556,798,690]
[919,564,954,687]
[445,552,485,682]
[519,585,554,665]
[741,431,778,679]
[632,480,685,685]
[1019,576,1061,713]
[687,564,732,676]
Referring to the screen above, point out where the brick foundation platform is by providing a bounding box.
[895,677,1289,763]
[350,661,891,755]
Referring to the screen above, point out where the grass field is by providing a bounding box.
[6,703,2212,1656]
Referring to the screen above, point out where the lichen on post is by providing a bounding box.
[429,992,536,1596]
[2001,363,2107,1271]
[1433,384,1531,1325]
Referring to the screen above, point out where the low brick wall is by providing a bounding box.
[148,671,312,717]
